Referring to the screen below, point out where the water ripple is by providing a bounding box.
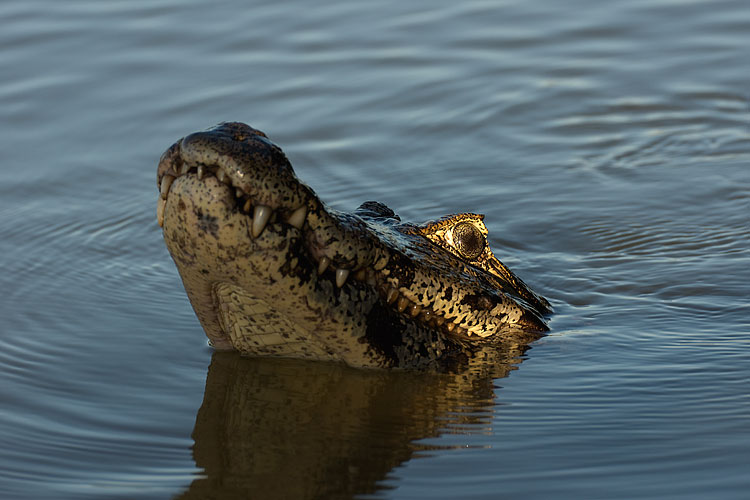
[1,0,749,498]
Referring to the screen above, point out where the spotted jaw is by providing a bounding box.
[157,122,549,367]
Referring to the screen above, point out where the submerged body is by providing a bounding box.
[157,122,551,368]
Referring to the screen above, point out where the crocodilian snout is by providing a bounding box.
[158,122,551,368]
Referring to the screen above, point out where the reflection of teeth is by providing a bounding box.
[252,205,272,237]
[160,175,175,199]
[288,205,307,229]
[335,268,350,288]
[375,284,471,338]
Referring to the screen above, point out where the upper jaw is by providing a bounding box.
[158,122,312,228]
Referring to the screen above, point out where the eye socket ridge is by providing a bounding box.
[451,221,485,260]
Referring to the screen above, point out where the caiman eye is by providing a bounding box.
[452,222,485,260]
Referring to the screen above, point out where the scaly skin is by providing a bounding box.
[157,122,551,369]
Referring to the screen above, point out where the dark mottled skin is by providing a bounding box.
[158,122,551,369]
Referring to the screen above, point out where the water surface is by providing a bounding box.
[1,0,748,498]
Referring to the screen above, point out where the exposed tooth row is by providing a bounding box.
[158,163,472,337]
[158,164,310,236]
[380,277,470,337]
[313,256,473,337]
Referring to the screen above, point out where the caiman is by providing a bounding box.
[157,122,551,369]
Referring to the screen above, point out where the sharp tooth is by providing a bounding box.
[422,310,433,322]
[235,188,243,198]
[353,268,366,281]
[216,170,231,185]
[386,287,399,304]
[409,304,422,317]
[435,315,446,327]
[397,296,409,313]
[157,198,166,227]
[197,165,205,180]
[160,175,175,199]
[335,268,350,288]
[243,199,252,212]
[366,269,377,286]
[318,256,330,275]
[288,205,307,229]
[252,205,272,237]
[446,322,456,332]
[179,163,190,175]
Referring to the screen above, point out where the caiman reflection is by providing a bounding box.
[175,346,525,499]
[158,122,551,368]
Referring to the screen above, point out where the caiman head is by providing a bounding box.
[157,122,552,369]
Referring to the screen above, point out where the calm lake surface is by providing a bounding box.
[1,0,748,498]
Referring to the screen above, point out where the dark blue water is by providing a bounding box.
[1,0,748,498]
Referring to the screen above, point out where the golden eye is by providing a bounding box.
[452,222,485,260]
